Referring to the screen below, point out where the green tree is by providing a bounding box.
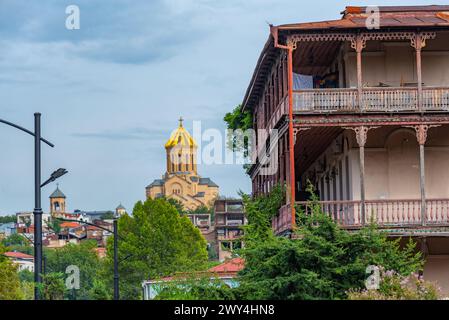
[1,233,28,247]
[100,211,115,220]
[235,184,423,300]
[1,233,33,256]
[104,198,209,299]
[224,105,253,173]
[166,197,185,214]
[46,219,62,234]
[44,240,104,300]
[154,275,236,300]
[0,244,23,300]
[38,272,66,300]
[0,215,16,224]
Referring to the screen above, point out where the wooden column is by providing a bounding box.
[408,124,439,226]
[352,34,366,111]
[287,46,296,228]
[412,33,424,112]
[345,126,376,225]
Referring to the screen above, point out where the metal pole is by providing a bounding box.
[34,113,43,300]
[287,47,296,229]
[113,218,119,300]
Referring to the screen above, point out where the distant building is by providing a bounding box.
[142,257,244,300]
[116,203,127,217]
[187,213,212,231]
[214,199,247,261]
[145,118,219,210]
[4,251,34,272]
[49,185,67,217]
[0,222,16,239]
[16,211,51,228]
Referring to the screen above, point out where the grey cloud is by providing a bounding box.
[0,0,211,65]
[71,127,168,141]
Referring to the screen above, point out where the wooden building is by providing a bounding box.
[241,5,449,293]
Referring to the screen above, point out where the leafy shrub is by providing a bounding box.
[347,268,441,300]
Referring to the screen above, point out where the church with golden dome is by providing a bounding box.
[145,118,219,210]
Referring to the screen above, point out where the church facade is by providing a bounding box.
[146,118,219,210]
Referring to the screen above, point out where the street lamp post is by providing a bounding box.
[33,113,43,300]
[113,213,119,300]
[0,113,67,300]
[56,217,120,300]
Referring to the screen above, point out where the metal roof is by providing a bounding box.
[49,186,66,199]
[199,177,219,187]
[277,5,449,31]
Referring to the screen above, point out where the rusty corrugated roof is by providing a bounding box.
[277,5,449,30]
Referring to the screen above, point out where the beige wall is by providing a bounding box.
[424,255,449,297]
[344,31,449,88]
[302,125,449,201]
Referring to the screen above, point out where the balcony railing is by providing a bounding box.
[273,199,449,234]
[292,87,449,113]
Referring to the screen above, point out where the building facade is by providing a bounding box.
[214,199,246,261]
[241,5,449,293]
[146,118,219,210]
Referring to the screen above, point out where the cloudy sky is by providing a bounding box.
[0,0,445,214]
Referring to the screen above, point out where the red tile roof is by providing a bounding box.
[146,258,245,283]
[208,257,245,274]
[60,222,81,228]
[4,251,34,260]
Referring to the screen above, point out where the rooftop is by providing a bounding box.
[276,5,449,31]
[4,251,34,260]
[49,186,66,199]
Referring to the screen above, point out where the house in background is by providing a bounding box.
[241,5,449,294]
[4,251,34,272]
[142,257,244,300]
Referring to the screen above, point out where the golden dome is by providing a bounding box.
[165,117,197,149]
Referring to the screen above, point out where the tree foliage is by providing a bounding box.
[37,272,66,300]
[235,184,424,300]
[154,275,236,300]
[44,240,105,300]
[224,104,253,155]
[0,215,16,224]
[0,244,23,300]
[104,198,209,299]
[347,268,441,300]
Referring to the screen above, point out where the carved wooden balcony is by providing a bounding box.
[273,199,449,234]
[292,87,449,113]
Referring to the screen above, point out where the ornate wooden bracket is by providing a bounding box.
[285,31,436,51]
[344,126,379,147]
[410,32,437,51]
[351,34,366,53]
[293,127,310,144]
[405,124,441,145]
